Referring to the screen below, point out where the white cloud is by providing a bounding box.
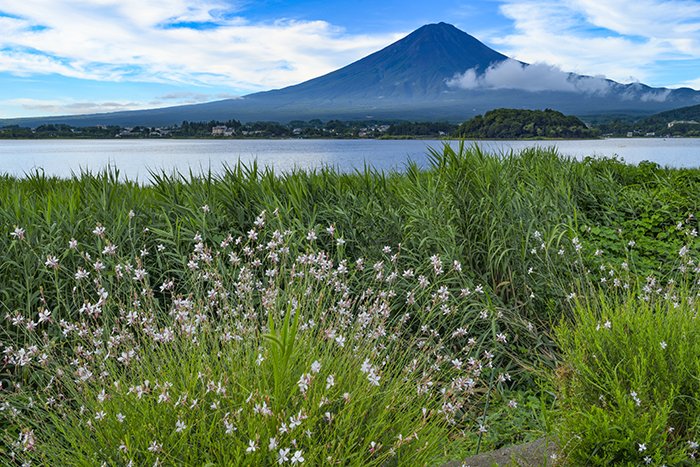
[0,1,403,92]
[447,59,613,94]
[491,0,700,88]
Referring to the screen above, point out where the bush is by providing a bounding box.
[554,291,700,465]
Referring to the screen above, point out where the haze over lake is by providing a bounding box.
[1,138,699,181]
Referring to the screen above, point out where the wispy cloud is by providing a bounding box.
[150,91,240,105]
[2,98,155,115]
[0,1,402,92]
[678,77,700,90]
[490,0,700,87]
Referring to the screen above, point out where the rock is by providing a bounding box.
[444,438,559,467]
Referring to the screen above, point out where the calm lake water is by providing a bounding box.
[0,138,699,181]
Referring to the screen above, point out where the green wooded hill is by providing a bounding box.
[637,103,700,136]
[457,108,597,139]
[592,103,700,137]
[643,103,700,123]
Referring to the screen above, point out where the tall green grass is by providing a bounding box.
[3,144,699,325]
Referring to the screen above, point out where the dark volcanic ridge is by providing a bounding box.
[3,22,699,127]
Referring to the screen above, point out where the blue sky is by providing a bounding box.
[1,0,700,118]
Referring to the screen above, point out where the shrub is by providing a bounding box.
[554,291,700,465]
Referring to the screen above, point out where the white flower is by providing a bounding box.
[326,375,335,390]
[311,361,321,374]
[278,448,290,464]
[246,440,257,453]
[116,413,125,423]
[367,370,380,386]
[297,373,311,394]
[360,359,372,374]
[44,255,59,269]
[37,309,51,323]
[148,441,162,453]
[268,437,278,451]
[92,225,106,237]
[224,420,235,434]
[133,268,148,281]
[291,450,304,464]
[10,227,25,240]
[175,420,186,433]
[102,244,117,255]
[638,443,646,452]
[660,341,667,350]
[74,268,90,280]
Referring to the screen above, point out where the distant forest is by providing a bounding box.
[0,120,457,140]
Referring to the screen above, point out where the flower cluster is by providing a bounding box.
[1,210,515,465]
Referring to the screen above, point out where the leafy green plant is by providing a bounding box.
[263,298,302,406]
[553,292,700,465]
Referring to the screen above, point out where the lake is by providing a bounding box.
[1,138,699,181]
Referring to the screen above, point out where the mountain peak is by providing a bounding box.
[411,21,466,35]
[273,22,508,100]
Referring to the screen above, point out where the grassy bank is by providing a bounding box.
[1,144,699,464]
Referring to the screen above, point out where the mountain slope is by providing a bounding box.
[2,22,699,127]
